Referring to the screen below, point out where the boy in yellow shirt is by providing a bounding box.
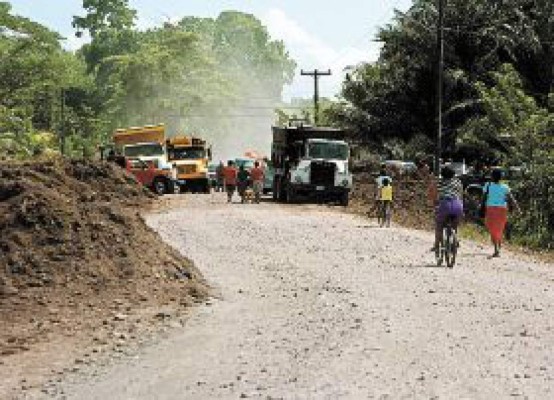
[379,178,393,227]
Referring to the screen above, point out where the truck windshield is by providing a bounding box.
[308,142,348,160]
[124,144,164,158]
[168,146,206,160]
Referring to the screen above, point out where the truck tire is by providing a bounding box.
[273,178,285,202]
[272,181,278,201]
[166,179,175,194]
[340,192,349,207]
[286,186,297,204]
[153,177,167,196]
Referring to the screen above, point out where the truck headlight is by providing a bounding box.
[295,175,303,183]
[341,179,349,187]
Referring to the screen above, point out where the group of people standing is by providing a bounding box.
[373,163,521,258]
[216,160,265,204]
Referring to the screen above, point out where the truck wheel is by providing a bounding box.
[203,181,211,194]
[153,177,167,196]
[286,187,297,204]
[272,182,278,200]
[273,179,283,202]
[340,192,349,207]
[277,181,286,202]
[166,180,175,194]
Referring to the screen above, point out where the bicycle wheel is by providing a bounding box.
[435,237,444,267]
[445,226,457,268]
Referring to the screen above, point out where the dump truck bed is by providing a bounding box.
[272,126,346,147]
[113,125,165,146]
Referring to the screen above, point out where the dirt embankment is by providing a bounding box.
[0,159,208,395]
[349,172,434,230]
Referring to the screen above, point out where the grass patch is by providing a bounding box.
[459,222,489,244]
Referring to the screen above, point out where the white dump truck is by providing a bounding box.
[271,123,352,206]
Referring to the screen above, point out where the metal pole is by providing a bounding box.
[314,69,319,125]
[435,0,445,175]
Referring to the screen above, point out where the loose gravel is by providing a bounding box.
[60,193,554,399]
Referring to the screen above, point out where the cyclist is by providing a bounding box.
[431,165,464,252]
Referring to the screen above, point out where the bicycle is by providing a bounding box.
[435,215,458,268]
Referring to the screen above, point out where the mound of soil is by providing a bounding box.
[0,159,208,360]
[349,172,434,230]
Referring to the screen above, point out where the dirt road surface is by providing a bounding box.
[58,194,553,399]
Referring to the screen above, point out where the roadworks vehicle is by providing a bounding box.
[110,124,175,195]
[271,123,352,206]
[166,136,212,193]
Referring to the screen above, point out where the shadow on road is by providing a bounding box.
[408,263,447,269]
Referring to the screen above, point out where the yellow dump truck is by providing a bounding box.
[166,136,211,193]
[110,124,175,195]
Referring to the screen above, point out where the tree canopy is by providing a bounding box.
[0,1,296,159]
[329,0,553,163]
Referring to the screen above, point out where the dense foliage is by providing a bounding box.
[327,0,552,161]
[0,1,295,158]
[324,0,553,248]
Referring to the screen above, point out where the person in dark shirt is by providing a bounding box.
[237,165,250,204]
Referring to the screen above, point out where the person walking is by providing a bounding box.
[237,165,250,203]
[374,164,393,221]
[223,160,238,203]
[250,161,265,204]
[483,168,521,257]
[215,161,225,192]
[379,177,393,227]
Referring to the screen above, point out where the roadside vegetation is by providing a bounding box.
[319,0,553,250]
[0,0,296,159]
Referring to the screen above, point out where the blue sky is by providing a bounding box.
[8,0,413,99]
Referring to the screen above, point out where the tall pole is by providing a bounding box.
[301,69,331,126]
[435,0,445,175]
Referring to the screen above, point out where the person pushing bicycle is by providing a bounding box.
[429,165,464,253]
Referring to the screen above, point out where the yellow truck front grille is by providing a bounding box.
[178,165,197,174]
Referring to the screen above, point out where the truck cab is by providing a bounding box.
[166,136,211,193]
[111,125,175,195]
[272,125,352,205]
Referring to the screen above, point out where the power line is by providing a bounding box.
[301,69,332,125]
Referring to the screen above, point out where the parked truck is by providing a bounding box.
[108,124,175,195]
[271,123,352,206]
[166,136,212,193]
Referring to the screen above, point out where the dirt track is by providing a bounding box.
[56,194,553,399]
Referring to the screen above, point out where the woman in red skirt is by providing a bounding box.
[483,169,521,257]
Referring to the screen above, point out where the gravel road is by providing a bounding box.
[61,194,553,399]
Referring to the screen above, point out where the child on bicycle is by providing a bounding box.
[431,165,464,252]
[379,178,393,227]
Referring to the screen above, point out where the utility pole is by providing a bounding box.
[301,69,331,126]
[60,88,66,156]
[435,0,445,175]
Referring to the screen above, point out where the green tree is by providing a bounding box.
[331,0,553,158]
[72,0,136,38]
